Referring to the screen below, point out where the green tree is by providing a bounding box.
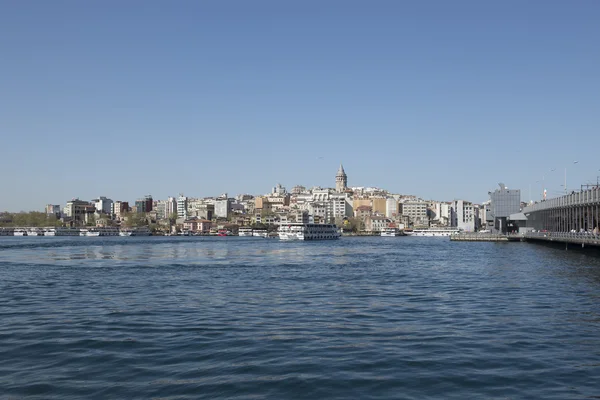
[86,214,96,226]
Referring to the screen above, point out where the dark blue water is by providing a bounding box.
[1,236,600,399]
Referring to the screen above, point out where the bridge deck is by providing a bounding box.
[524,232,600,247]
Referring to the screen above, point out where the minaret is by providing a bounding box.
[335,164,347,192]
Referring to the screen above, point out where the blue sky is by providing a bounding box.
[1,1,599,211]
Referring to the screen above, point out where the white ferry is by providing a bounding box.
[412,228,461,237]
[120,227,152,236]
[95,227,119,236]
[238,227,253,237]
[82,227,119,237]
[253,229,268,238]
[278,223,340,241]
[27,228,44,236]
[381,227,400,237]
[44,228,56,236]
[54,227,81,236]
[13,229,28,236]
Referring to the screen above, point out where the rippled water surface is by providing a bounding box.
[1,236,600,399]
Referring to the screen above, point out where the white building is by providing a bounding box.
[155,197,177,220]
[451,200,475,232]
[386,198,398,218]
[365,215,391,232]
[400,201,429,225]
[177,195,188,220]
[272,183,287,196]
[215,197,232,219]
[92,196,113,215]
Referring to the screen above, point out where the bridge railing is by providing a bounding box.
[523,187,600,213]
[525,231,600,241]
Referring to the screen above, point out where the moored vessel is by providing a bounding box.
[253,229,268,238]
[278,223,340,241]
[381,227,400,237]
[27,228,44,236]
[238,227,253,237]
[412,228,461,237]
[120,227,152,236]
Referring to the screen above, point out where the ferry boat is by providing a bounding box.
[81,227,120,237]
[252,229,268,238]
[54,227,81,236]
[381,227,400,237]
[13,229,28,236]
[278,223,340,241]
[238,227,253,237]
[120,227,152,236]
[95,227,119,236]
[27,228,44,236]
[412,228,461,237]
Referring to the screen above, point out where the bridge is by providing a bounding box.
[521,187,600,247]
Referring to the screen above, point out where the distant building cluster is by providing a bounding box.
[42,164,521,234]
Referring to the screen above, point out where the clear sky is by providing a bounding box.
[1,1,599,211]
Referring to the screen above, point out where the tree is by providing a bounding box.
[86,214,96,226]
[344,217,363,233]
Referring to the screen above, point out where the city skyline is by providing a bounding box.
[2,1,599,211]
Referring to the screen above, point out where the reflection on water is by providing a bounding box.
[1,236,600,399]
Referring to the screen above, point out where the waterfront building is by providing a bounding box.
[64,199,93,223]
[450,200,475,232]
[487,184,521,233]
[365,215,391,233]
[400,201,429,226]
[183,217,212,234]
